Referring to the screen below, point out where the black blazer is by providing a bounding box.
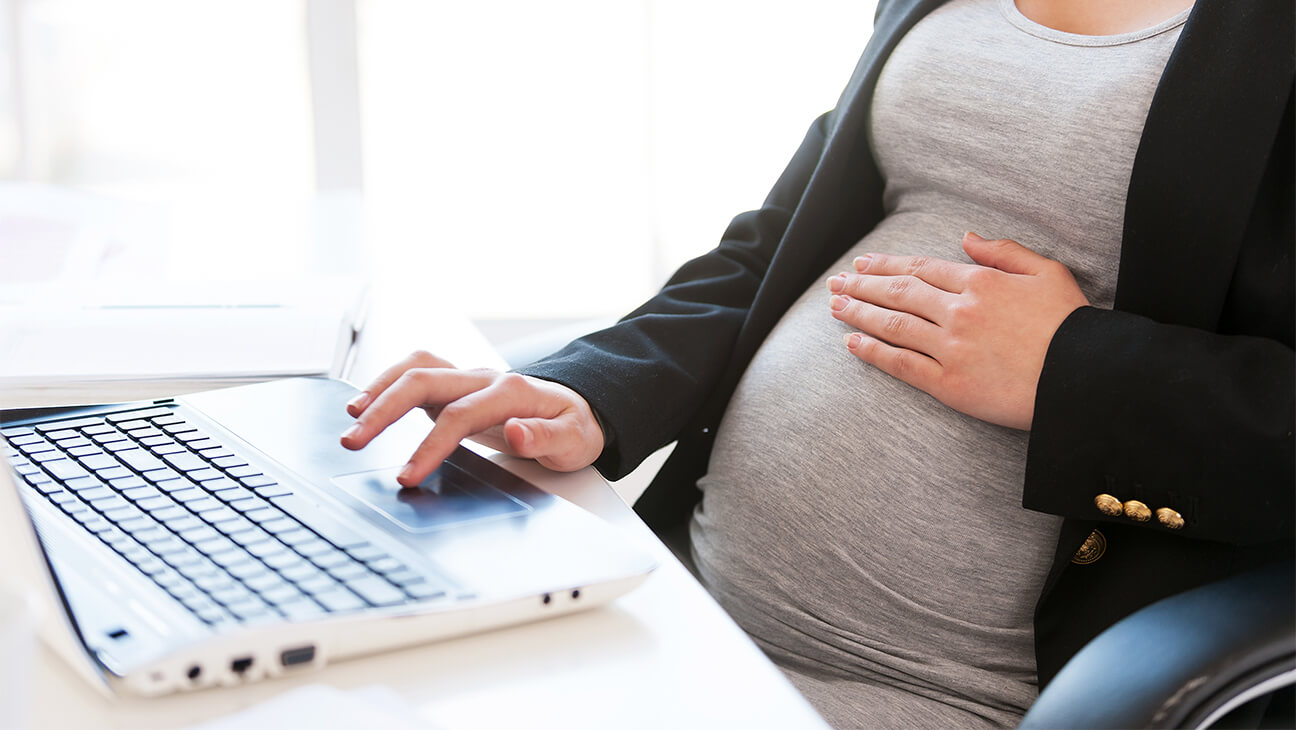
[520,0,1295,687]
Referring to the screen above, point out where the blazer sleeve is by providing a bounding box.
[515,109,837,480]
[1024,305,1295,545]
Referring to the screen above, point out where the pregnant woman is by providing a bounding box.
[342,0,1294,726]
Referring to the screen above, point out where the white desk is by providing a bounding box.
[27,281,828,729]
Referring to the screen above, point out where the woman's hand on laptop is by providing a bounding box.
[339,350,605,488]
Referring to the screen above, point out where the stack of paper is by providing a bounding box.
[0,279,366,409]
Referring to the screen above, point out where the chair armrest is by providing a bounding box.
[1020,559,1295,729]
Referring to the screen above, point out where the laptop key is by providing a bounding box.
[277,596,326,620]
[107,407,174,423]
[226,561,269,581]
[150,506,188,523]
[345,576,407,606]
[162,452,206,472]
[16,439,56,455]
[260,583,303,604]
[186,468,224,482]
[121,485,163,501]
[209,585,255,606]
[297,574,337,594]
[178,525,221,544]
[89,430,128,444]
[404,582,448,601]
[252,484,293,499]
[311,588,365,613]
[80,453,120,471]
[45,459,90,481]
[244,572,289,594]
[67,445,104,458]
[42,429,80,442]
[270,494,370,549]
[367,557,405,574]
[136,496,173,511]
[195,606,233,625]
[117,449,165,472]
[28,480,63,496]
[63,475,105,491]
[325,562,369,582]
[227,600,274,622]
[211,455,248,469]
[167,488,207,504]
[73,486,113,503]
[309,551,353,571]
[203,477,243,494]
[261,551,306,571]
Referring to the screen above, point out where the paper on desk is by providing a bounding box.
[184,684,440,730]
[0,279,366,408]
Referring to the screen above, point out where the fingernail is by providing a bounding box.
[346,391,370,411]
[854,255,872,271]
[398,462,417,484]
[827,274,845,293]
[342,423,361,440]
[846,333,863,349]
[518,424,534,448]
[830,295,849,312]
[965,231,985,242]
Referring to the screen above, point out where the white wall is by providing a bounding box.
[2,0,878,319]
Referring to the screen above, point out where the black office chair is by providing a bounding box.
[1020,559,1295,729]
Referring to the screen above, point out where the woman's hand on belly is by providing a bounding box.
[338,350,605,486]
[826,232,1089,431]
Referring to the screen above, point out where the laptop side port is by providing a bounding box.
[280,645,316,668]
[230,656,254,675]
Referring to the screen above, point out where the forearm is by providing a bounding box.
[1024,306,1295,544]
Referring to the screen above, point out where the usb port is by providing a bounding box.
[280,645,316,667]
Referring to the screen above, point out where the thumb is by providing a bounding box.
[962,231,1051,275]
[503,416,591,471]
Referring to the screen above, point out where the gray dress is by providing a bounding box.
[689,1,1188,726]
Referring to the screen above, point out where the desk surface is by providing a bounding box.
[27,283,828,730]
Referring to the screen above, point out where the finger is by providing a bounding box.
[346,350,455,417]
[830,271,955,325]
[399,380,561,485]
[844,331,942,390]
[503,415,593,471]
[830,295,943,357]
[853,252,971,293]
[961,232,1052,276]
[341,367,496,450]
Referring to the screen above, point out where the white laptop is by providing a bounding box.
[0,377,655,697]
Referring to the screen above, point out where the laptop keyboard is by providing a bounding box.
[3,406,448,628]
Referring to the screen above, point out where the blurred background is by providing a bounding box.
[0,0,878,349]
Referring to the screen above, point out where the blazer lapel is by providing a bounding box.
[1115,1,1295,327]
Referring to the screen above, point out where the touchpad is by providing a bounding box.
[331,462,532,533]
